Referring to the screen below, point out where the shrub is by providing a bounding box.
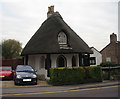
[102,68,120,80]
[50,66,102,85]
[100,62,120,67]
[84,66,102,83]
[50,67,85,85]
[102,71,109,80]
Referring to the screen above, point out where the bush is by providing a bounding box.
[84,66,102,83]
[102,68,120,80]
[49,66,102,85]
[102,71,109,80]
[50,67,85,85]
[100,62,120,67]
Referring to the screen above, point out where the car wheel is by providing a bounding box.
[34,81,37,85]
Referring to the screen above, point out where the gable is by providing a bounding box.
[21,13,92,55]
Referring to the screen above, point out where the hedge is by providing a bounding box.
[49,66,102,85]
[84,66,102,83]
[100,62,120,67]
[102,68,120,80]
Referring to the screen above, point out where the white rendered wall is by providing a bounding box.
[27,53,79,79]
[90,48,102,66]
[51,54,79,68]
[28,54,48,79]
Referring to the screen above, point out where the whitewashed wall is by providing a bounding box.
[51,54,79,68]
[27,53,79,79]
[28,54,48,79]
[90,48,102,66]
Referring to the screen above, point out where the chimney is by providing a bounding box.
[50,6,54,12]
[110,33,117,43]
[48,7,51,12]
[47,5,54,18]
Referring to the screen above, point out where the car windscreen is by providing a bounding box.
[16,66,34,72]
[0,67,12,70]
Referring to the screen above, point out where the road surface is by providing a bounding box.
[1,85,119,98]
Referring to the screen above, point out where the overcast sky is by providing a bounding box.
[0,0,119,51]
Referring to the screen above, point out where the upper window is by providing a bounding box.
[58,32,67,45]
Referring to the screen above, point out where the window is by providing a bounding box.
[90,57,96,65]
[58,32,67,45]
[106,57,111,62]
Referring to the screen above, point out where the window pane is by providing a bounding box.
[58,32,67,44]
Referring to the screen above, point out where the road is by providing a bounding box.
[1,85,119,98]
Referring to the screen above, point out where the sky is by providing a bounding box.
[0,0,119,51]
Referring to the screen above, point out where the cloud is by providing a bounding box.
[59,2,118,50]
[0,0,119,50]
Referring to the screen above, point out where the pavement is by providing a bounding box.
[0,80,119,90]
[0,80,50,88]
[68,80,119,90]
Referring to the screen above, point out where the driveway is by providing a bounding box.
[0,80,50,88]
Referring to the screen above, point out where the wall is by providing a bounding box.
[2,59,24,70]
[90,48,102,66]
[101,43,120,63]
[28,54,47,79]
[51,54,79,68]
[28,53,80,79]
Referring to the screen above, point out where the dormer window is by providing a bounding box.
[58,32,67,45]
[58,31,72,50]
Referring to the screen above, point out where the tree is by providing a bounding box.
[2,39,22,59]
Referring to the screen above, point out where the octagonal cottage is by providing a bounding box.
[21,6,93,79]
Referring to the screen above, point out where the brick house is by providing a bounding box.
[100,33,120,63]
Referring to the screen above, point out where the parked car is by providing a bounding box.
[0,66,13,80]
[13,65,37,85]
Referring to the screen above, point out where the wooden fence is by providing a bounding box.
[1,59,24,70]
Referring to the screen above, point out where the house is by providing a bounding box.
[100,33,120,63]
[21,6,92,79]
[90,47,102,66]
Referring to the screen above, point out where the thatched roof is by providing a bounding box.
[21,12,92,55]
